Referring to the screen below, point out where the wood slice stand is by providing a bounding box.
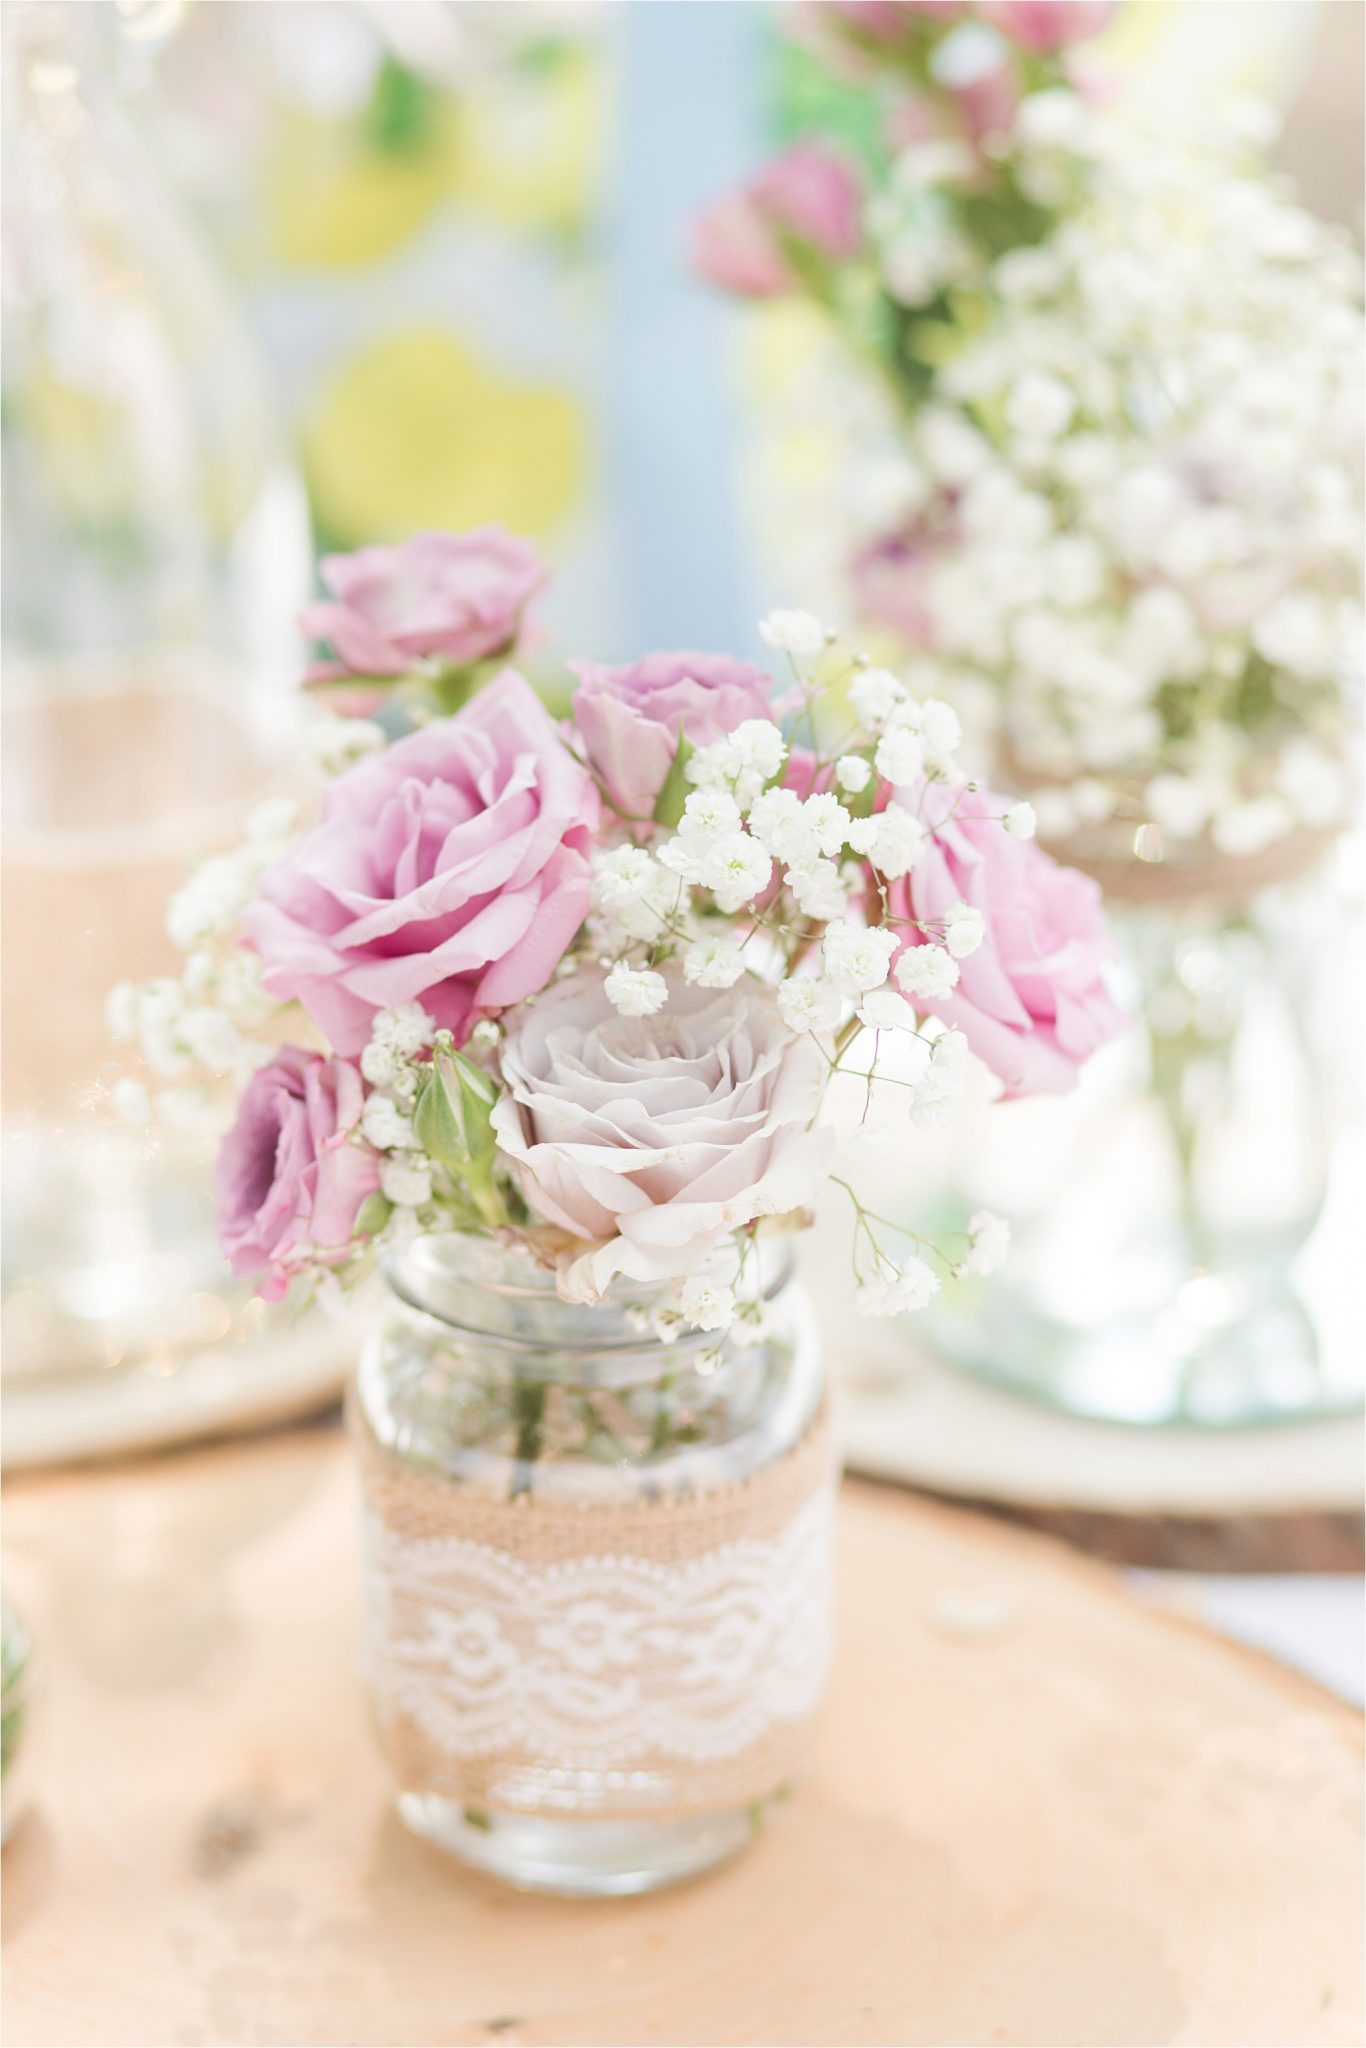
[2,1428,1360,2047]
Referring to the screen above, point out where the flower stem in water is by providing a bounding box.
[510,1379,547,1496]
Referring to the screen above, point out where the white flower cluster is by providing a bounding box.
[307,713,387,777]
[360,1004,440,1213]
[856,1253,940,1317]
[629,1264,779,1342]
[952,1209,1011,1279]
[576,625,1012,1314]
[758,608,827,658]
[856,98,1363,849]
[588,638,992,1160]
[106,800,300,1127]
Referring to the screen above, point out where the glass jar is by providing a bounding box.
[921,844,1362,1426]
[352,1232,833,1897]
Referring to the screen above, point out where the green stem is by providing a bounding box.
[649,1370,676,1456]
[1149,1025,1215,1271]
[510,1379,546,1497]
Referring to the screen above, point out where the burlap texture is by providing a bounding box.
[352,1395,835,1820]
[1050,827,1333,911]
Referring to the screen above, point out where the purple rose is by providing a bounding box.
[569,651,774,819]
[691,144,863,299]
[242,670,599,1053]
[215,1048,380,1300]
[300,527,547,700]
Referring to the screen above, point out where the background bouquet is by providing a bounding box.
[110,523,1123,1337]
[688,2,1362,1426]
[695,2,1364,862]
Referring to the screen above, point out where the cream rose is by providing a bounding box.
[491,972,834,1299]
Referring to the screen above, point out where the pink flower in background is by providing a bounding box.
[802,4,961,83]
[822,0,962,37]
[890,781,1123,1095]
[983,1,1116,51]
[491,972,834,1300]
[569,651,774,818]
[851,534,942,649]
[950,52,1020,141]
[242,670,598,1054]
[691,143,863,298]
[215,1049,379,1300]
[300,527,547,698]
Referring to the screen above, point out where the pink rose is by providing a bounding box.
[569,651,774,819]
[490,972,835,1299]
[215,1048,380,1300]
[242,670,598,1054]
[891,781,1123,1095]
[983,1,1116,51]
[691,144,863,299]
[300,527,547,701]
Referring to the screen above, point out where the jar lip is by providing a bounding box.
[383,1231,797,1358]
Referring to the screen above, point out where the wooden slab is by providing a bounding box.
[836,1344,1366,1571]
[2,1430,1361,2048]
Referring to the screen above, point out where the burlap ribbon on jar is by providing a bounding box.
[1048,826,1334,912]
[352,1397,836,1822]
[992,743,1338,913]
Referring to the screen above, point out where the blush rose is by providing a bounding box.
[490,972,835,1299]
[242,669,599,1054]
[300,527,546,702]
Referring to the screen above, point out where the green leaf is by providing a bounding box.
[354,1192,394,1239]
[414,1050,506,1230]
[431,646,529,716]
[652,724,694,829]
[366,54,439,158]
[414,1050,497,1176]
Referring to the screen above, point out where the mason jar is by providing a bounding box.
[352,1231,834,1896]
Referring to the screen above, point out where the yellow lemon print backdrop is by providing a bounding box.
[448,43,600,239]
[302,328,583,546]
[749,0,1328,626]
[157,12,610,630]
[266,100,464,274]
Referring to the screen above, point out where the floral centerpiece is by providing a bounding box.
[693,1,1363,1424]
[111,523,1120,1892]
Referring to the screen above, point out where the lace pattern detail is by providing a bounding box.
[363,1486,834,1775]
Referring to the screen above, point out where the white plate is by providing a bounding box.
[2,1306,363,1470]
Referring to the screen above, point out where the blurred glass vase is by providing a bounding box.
[923,840,1360,1427]
[0,1,313,1437]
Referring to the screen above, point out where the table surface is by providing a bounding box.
[2,1428,1362,2048]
